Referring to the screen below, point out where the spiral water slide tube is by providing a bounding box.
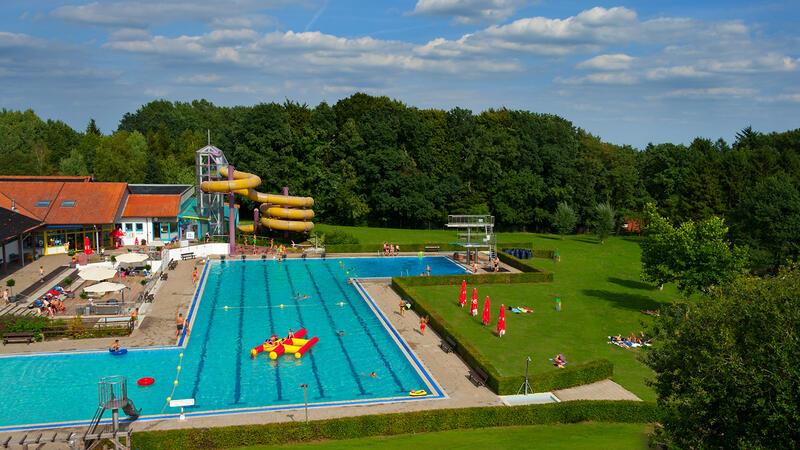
[200,166,315,232]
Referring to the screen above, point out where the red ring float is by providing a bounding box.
[137,377,155,386]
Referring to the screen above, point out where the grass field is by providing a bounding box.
[317,225,677,400]
[237,422,651,450]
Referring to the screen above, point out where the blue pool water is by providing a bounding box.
[0,256,466,429]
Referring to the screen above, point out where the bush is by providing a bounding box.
[323,230,360,245]
[80,290,88,300]
[132,401,659,449]
[0,315,50,336]
[62,276,74,286]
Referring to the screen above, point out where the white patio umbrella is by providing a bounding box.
[116,253,149,264]
[78,267,117,282]
[83,282,126,294]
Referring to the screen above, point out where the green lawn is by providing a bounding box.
[410,234,677,400]
[238,423,650,450]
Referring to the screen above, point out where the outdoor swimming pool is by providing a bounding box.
[0,256,466,430]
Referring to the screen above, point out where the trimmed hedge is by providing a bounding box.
[133,400,658,449]
[326,241,539,254]
[498,250,542,273]
[393,275,609,394]
[398,271,553,286]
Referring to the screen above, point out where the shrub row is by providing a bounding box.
[398,271,553,286]
[132,400,658,449]
[393,276,609,394]
[498,250,542,273]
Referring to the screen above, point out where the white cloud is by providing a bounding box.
[656,87,757,99]
[645,65,709,80]
[0,31,45,48]
[176,74,221,84]
[558,72,638,85]
[51,0,282,29]
[411,0,530,25]
[577,54,634,71]
[106,28,521,75]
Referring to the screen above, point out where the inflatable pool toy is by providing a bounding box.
[137,377,155,386]
[409,390,428,397]
[109,348,128,356]
[250,328,319,360]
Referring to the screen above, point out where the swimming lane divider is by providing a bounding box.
[300,264,367,396]
[283,263,327,399]
[190,268,223,400]
[322,264,406,393]
[262,260,284,401]
[233,261,246,404]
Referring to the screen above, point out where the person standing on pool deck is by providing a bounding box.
[192,267,198,284]
[39,265,44,282]
[426,264,431,276]
[419,316,429,335]
[176,313,185,337]
[131,308,139,329]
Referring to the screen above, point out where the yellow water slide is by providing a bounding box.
[200,166,315,232]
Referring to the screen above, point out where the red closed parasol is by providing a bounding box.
[497,304,506,337]
[458,280,467,307]
[482,295,491,326]
[84,236,93,255]
[470,288,479,316]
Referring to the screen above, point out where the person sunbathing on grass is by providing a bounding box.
[551,354,567,368]
[509,306,533,314]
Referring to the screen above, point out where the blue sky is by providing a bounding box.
[1,1,799,147]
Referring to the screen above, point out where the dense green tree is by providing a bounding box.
[2,96,799,242]
[552,202,577,238]
[593,202,615,243]
[641,205,748,295]
[644,267,800,449]
[732,176,800,268]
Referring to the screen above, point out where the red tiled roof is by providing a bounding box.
[0,175,91,182]
[46,182,128,224]
[122,194,181,218]
[0,192,41,221]
[0,181,64,220]
[0,181,128,225]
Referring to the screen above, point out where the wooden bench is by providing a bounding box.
[440,335,457,353]
[424,245,441,252]
[468,366,489,387]
[180,252,195,260]
[168,259,178,270]
[3,332,35,345]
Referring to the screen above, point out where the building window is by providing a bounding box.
[124,223,133,232]
[135,223,143,232]
[35,200,51,207]
[61,200,76,207]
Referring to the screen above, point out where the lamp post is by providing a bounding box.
[299,383,308,423]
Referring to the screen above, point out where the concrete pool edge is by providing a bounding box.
[1,258,455,432]
[351,278,446,400]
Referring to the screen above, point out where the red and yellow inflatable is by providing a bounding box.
[250,327,319,360]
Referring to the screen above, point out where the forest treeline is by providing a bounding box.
[1,94,798,266]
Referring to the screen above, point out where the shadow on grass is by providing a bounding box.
[607,277,655,291]
[574,237,600,244]
[536,235,562,241]
[581,289,662,312]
